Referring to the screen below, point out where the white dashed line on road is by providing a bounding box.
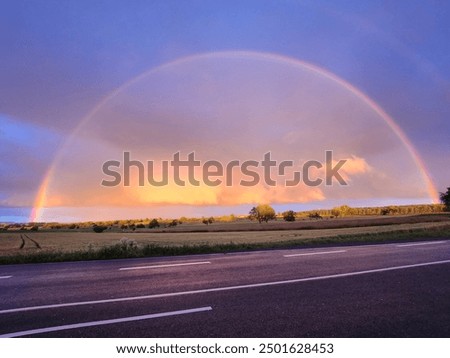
[396,241,446,248]
[119,261,211,271]
[284,250,347,257]
[0,306,213,338]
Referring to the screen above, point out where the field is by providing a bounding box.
[1,214,449,264]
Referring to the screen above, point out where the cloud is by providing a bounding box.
[37,153,378,210]
[333,155,371,182]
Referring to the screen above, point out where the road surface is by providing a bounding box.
[0,239,449,337]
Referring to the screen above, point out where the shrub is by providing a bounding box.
[118,237,138,251]
[282,210,296,222]
[167,219,178,227]
[93,225,107,233]
[308,212,323,219]
[202,217,214,225]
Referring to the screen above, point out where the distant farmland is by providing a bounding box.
[0,214,449,264]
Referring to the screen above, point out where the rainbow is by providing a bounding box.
[30,51,439,222]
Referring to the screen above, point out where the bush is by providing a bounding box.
[93,225,107,233]
[308,212,323,219]
[282,210,296,222]
[118,237,138,252]
[202,217,214,225]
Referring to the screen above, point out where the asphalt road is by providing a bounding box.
[0,239,449,338]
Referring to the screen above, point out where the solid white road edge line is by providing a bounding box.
[119,261,211,271]
[284,250,347,257]
[2,259,450,315]
[396,241,446,247]
[0,306,212,338]
[0,276,12,279]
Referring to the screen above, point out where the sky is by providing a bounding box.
[0,0,449,223]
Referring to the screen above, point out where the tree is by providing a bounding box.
[148,219,160,229]
[248,207,258,221]
[440,187,450,211]
[249,204,276,223]
[331,205,352,217]
[282,210,296,222]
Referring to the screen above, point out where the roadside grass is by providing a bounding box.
[0,223,449,265]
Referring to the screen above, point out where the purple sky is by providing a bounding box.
[1,1,449,222]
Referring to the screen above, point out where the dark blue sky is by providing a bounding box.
[1,1,449,222]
